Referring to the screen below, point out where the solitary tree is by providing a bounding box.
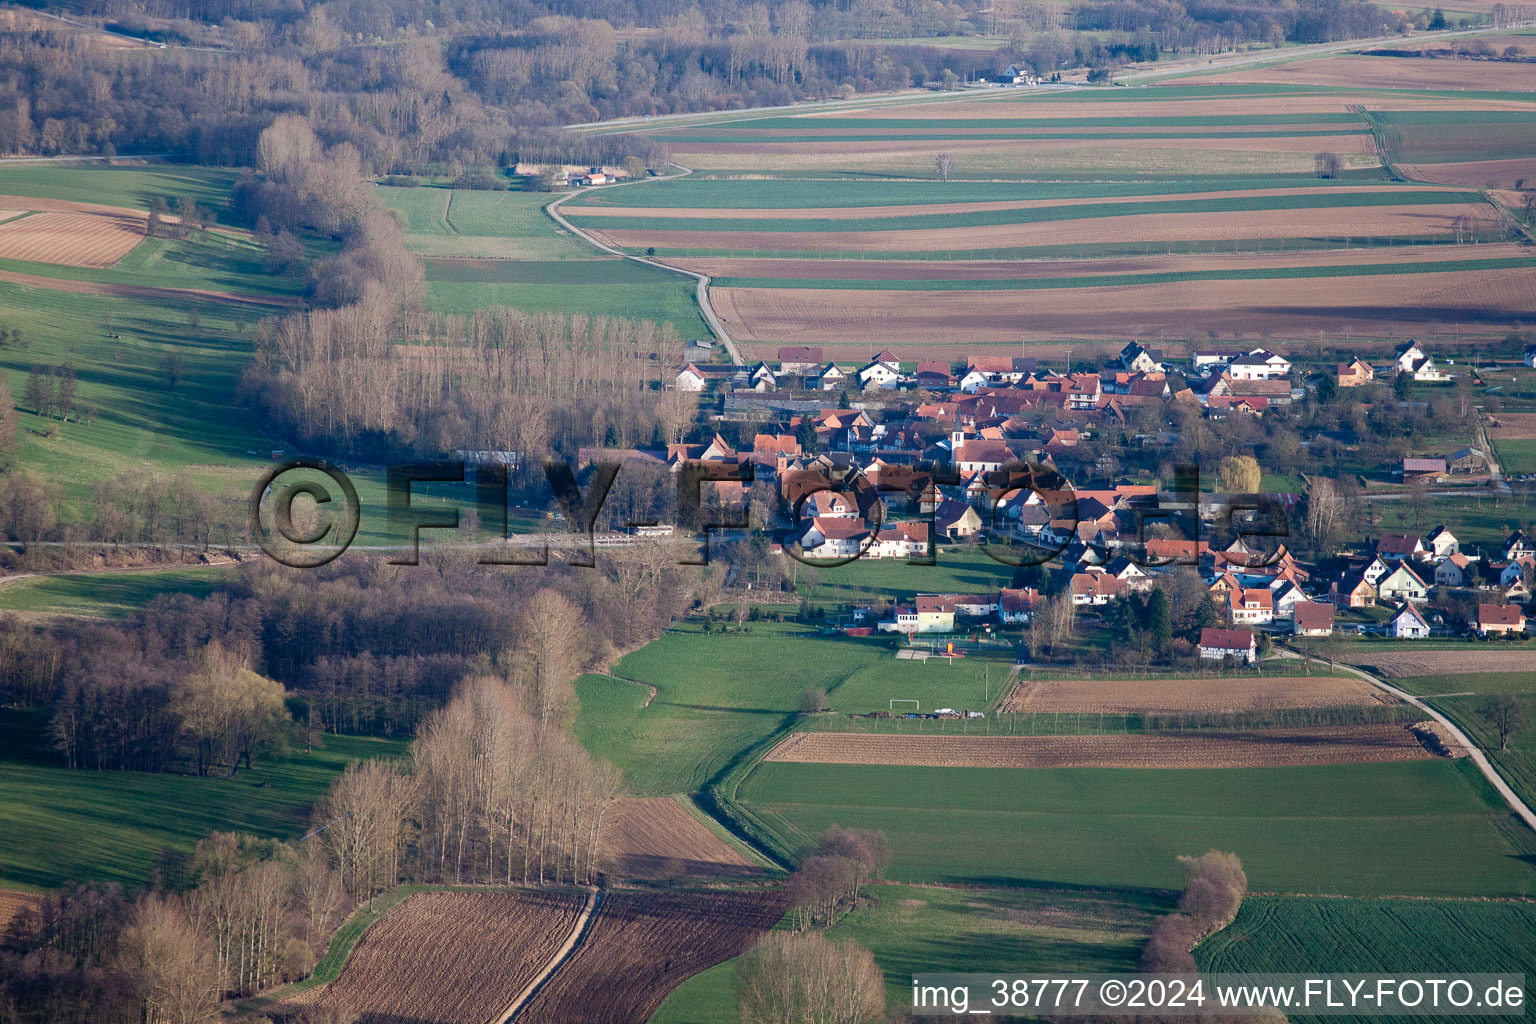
[1479,694,1527,752]
[934,152,955,182]
[1314,151,1342,179]
[1216,454,1262,494]
[161,352,185,390]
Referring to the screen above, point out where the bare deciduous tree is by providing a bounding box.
[738,930,885,1024]
[119,896,223,1024]
[934,151,955,181]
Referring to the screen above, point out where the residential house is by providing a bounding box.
[1119,342,1163,374]
[1390,603,1431,639]
[1191,349,1247,374]
[1227,349,1291,381]
[1525,343,1536,369]
[675,364,708,392]
[800,517,870,559]
[1435,553,1475,587]
[1199,627,1257,664]
[952,435,1012,474]
[934,498,984,539]
[811,363,847,391]
[778,346,824,375]
[1292,602,1335,637]
[857,359,900,390]
[999,588,1039,625]
[913,359,956,389]
[1477,604,1526,637]
[1376,534,1426,562]
[1361,556,1394,584]
[1229,587,1275,626]
[1271,580,1307,620]
[1426,525,1459,559]
[1395,340,1442,381]
[1336,358,1374,388]
[913,594,962,633]
[1500,555,1534,587]
[748,362,777,391]
[1335,573,1377,608]
[1506,531,1534,560]
[1070,572,1125,606]
[867,521,931,559]
[1378,563,1430,604]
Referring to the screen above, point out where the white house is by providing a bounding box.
[1228,349,1291,381]
[1426,525,1459,559]
[1271,580,1307,620]
[999,587,1038,624]
[1395,340,1442,381]
[1120,342,1162,374]
[812,363,847,390]
[958,368,991,393]
[1525,343,1536,369]
[1199,627,1257,664]
[866,521,929,559]
[675,364,708,392]
[857,360,900,390]
[1292,602,1335,637]
[1435,553,1474,587]
[1229,587,1275,626]
[1361,556,1393,585]
[1378,563,1429,604]
[1500,555,1533,587]
[800,517,869,559]
[1390,603,1431,639]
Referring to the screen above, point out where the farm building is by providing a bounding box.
[933,498,984,539]
[1292,602,1335,637]
[1443,447,1488,474]
[1477,604,1526,637]
[1199,627,1257,665]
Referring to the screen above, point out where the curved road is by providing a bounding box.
[1290,649,1536,833]
[545,169,741,364]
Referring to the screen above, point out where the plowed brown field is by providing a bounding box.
[1405,158,1536,189]
[670,132,1373,157]
[290,889,588,1023]
[1003,674,1389,714]
[1168,54,1536,92]
[712,264,1536,345]
[1347,648,1536,678]
[602,797,763,877]
[0,890,39,932]
[516,890,789,1024]
[1489,412,1536,440]
[764,726,1433,768]
[0,211,145,267]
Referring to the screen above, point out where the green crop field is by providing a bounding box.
[653,882,1169,1023]
[0,565,236,617]
[1199,896,1536,1022]
[0,165,242,222]
[1494,438,1536,475]
[574,622,892,796]
[736,759,1536,896]
[0,707,408,890]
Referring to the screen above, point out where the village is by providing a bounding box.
[577,337,1536,676]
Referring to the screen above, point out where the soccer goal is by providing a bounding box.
[890,699,921,711]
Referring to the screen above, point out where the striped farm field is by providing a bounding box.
[0,210,145,268]
[712,260,1536,348]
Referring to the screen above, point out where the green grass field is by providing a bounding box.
[0,707,407,890]
[0,165,241,221]
[0,565,236,617]
[1199,896,1536,1022]
[1493,438,1536,476]
[736,759,1536,897]
[652,882,1169,1023]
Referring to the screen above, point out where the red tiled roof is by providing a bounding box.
[1200,627,1255,651]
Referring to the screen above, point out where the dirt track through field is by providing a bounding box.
[601,798,763,877]
[1003,674,1391,714]
[765,726,1434,768]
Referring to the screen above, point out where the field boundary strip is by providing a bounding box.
[495,886,600,1024]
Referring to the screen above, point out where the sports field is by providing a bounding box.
[563,65,1536,353]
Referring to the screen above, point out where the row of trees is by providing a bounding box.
[0,833,350,1023]
[320,675,621,900]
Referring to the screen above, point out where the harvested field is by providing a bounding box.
[1346,648,1536,678]
[601,797,763,877]
[0,193,153,217]
[291,889,589,1024]
[516,889,789,1024]
[593,202,1492,254]
[680,242,1529,283]
[1167,54,1536,91]
[712,264,1536,345]
[1488,412,1536,439]
[1404,158,1536,189]
[0,890,39,932]
[564,184,1458,222]
[1003,675,1391,714]
[763,726,1435,769]
[0,211,145,268]
[841,96,1361,119]
[668,132,1372,157]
